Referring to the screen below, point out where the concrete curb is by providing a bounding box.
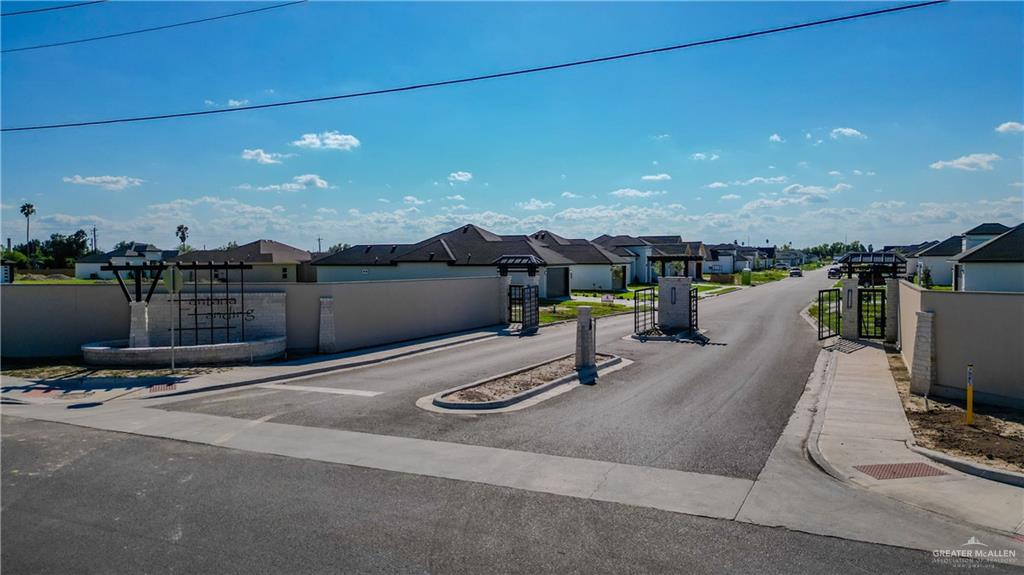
[804,349,848,481]
[142,330,501,400]
[432,354,622,411]
[905,441,1024,489]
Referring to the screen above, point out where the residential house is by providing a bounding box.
[170,239,313,283]
[591,235,655,283]
[313,225,575,298]
[774,249,807,268]
[529,231,632,291]
[950,224,1024,292]
[961,222,1011,252]
[74,242,178,279]
[887,241,939,280]
[914,235,964,286]
[592,235,709,282]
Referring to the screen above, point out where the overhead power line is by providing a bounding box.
[2,0,947,133]
[1,0,106,17]
[2,0,306,53]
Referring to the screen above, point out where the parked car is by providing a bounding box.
[827,267,842,279]
[789,267,803,277]
[774,262,789,270]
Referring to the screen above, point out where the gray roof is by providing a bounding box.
[915,235,964,258]
[951,224,1024,263]
[835,252,907,265]
[170,240,310,264]
[529,230,632,265]
[964,222,1011,236]
[592,234,650,248]
[312,244,414,266]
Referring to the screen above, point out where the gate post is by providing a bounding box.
[657,276,691,333]
[885,278,899,345]
[318,296,337,354]
[499,274,512,324]
[840,277,859,340]
[575,306,597,383]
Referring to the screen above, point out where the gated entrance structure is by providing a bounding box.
[817,288,841,340]
[508,284,539,332]
[858,288,886,339]
[634,287,656,337]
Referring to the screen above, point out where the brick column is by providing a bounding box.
[128,301,150,348]
[317,296,337,354]
[909,311,936,396]
[840,278,859,340]
[657,276,691,333]
[885,278,899,345]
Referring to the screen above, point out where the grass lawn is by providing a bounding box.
[538,300,631,324]
[800,261,825,271]
[927,284,953,291]
[707,286,740,296]
[730,269,789,285]
[13,278,116,285]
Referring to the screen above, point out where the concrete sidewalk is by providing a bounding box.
[1,327,504,405]
[809,342,1024,537]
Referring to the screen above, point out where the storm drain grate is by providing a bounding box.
[854,462,948,480]
[148,384,177,393]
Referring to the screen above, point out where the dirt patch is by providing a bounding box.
[1,363,225,382]
[446,354,613,403]
[886,348,1024,473]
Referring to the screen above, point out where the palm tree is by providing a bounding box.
[19,203,35,249]
[176,224,189,248]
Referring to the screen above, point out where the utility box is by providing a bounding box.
[657,276,692,334]
[741,267,752,286]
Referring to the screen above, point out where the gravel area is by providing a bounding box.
[446,354,613,403]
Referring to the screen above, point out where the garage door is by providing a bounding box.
[547,267,569,298]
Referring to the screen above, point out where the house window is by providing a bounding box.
[281,267,288,280]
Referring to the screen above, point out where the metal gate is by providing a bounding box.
[858,289,886,339]
[817,288,841,340]
[508,284,539,331]
[689,287,699,334]
[634,287,656,337]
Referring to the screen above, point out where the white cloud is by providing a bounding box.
[651,134,671,141]
[690,152,719,161]
[641,173,671,181]
[241,148,286,165]
[720,194,741,200]
[733,176,787,186]
[517,198,554,210]
[445,194,465,201]
[62,175,143,191]
[610,188,666,198]
[704,182,729,189]
[830,127,867,139]
[929,153,1001,171]
[227,99,249,107]
[243,174,330,192]
[1011,182,1024,188]
[204,99,216,106]
[995,121,1024,133]
[291,131,361,151]
[832,183,853,192]
[448,171,473,183]
[316,207,338,215]
[852,169,863,176]
[870,201,905,209]
[377,198,391,203]
[293,174,328,188]
[828,170,842,176]
[403,195,425,205]
[769,133,784,143]
[561,191,581,198]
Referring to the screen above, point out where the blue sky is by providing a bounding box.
[2,1,1022,252]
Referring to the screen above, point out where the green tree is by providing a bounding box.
[327,242,351,253]
[176,224,189,249]
[19,203,35,250]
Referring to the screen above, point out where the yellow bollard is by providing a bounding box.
[965,363,974,426]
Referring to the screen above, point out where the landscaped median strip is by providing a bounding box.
[8,403,754,521]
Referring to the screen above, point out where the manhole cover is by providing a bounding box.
[854,462,948,480]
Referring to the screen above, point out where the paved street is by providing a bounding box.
[3,415,1006,575]
[157,271,835,480]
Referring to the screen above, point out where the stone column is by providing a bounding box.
[885,278,900,345]
[499,274,512,324]
[910,311,936,396]
[839,277,859,340]
[128,301,150,348]
[318,296,337,354]
[657,276,691,333]
[575,306,597,383]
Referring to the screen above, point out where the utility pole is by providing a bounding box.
[317,236,322,253]
[92,226,97,252]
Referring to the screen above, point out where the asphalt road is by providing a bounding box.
[3,415,998,575]
[160,270,836,480]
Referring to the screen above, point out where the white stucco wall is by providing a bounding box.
[960,262,1024,293]
[918,255,955,285]
[705,255,735,274]
[569,264,616,291]
[75,262,109,279]
[624,246,652,283]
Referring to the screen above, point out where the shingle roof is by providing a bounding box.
[311,244,414,266]
[648,241,709,259]
[964,223,1011,236]
[107,241,163,257]
[170,240,310,264]
[951,224,1024,263]
[639,235,683,245]
[904,241,940,257]
[530,230,632,264]
[915,235,964,258]
[592,235,650,248]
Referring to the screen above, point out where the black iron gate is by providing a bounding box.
[817,288,841,340]
[689,287,699,334]
[634,287,656,337]
[508,284,539,331]
[858,289,886,339]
